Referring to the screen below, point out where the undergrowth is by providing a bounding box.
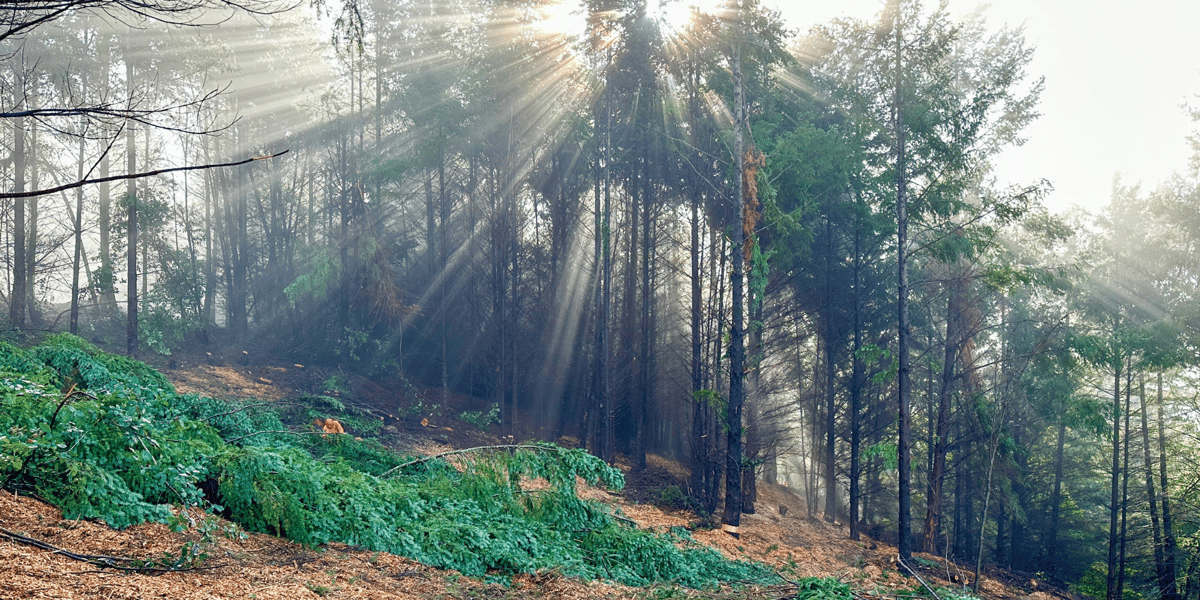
[794,577,853,600]
[0,335,773,588]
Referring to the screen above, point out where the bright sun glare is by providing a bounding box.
[650,0,726,34]
[539,0,726,40]
[539,0,586,39]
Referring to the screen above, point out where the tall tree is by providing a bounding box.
[125,34,138,356]
[9,49,28,327]
[808,0,1042,550]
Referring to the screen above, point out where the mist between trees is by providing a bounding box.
[3,0,1200,598]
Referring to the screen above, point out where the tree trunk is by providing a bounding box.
[1046,418,1067,574]
[1010,431,1028,571]
[71,90,86,335]
[440,152,449,410]
[637,140,653,471]
[745,270,762,516]
[1117,365,1132,600]
[1141,373,1167,598]
[125,43,138,357]
[10,58,27,329]
[721,38,745,538]
[705,227,725,513]
[893,0,915,563]
[923,287,959,554]
[98,35,115,310]
[26,104,40,329]
[200,135,215,328]
[229,121,250,339]
[849,206,864,540]
[1107,354,1122,600]
[1159,371,1180,600]
[689,167,704,504]
[823,214,837,523]
[589,90,604,458]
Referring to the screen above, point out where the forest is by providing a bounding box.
[2,0,1200,598]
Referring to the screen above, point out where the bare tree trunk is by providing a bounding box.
[98,35,116,310]
[1117,365,1133,600]
[510,186,520,440]
[590,55,614,462]
[440,153,449,410]
[125,41,138,357]
[1107,354,1123,600]
[1046,418,1066,574]
[1141,373,1167,598]
[924,270,966,554]
[10,55,27,329]
[704,226,725,513]
[972,426,1001,593]
[26,96,41,329]
[721,38,745,538]
[201,135,216,328]
[894,6,915,562]
[822,215,837,523]
[849,206,864,540]
[588,99,603,457]
[71,74,87,335]
[745,285,761,515]
[1160,371,1180,600]
[636,141,653,471]
[689,165,704,503]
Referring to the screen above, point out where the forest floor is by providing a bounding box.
[0,342,1079,600]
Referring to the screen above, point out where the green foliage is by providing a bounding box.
[693,389,727,431]
[862,442,898,471]
[647,485,702,513]
[937,588,983,600]
[321,373,351,396]
[0,337,772,589]
[139,246,208,355]
[335,327,377,362]
[748,239,771,323]
[458,403,500,430]
[898,584,983,600]
[794,577,852,600]
[297,394,382,435]
[1070,562,1147,600]
[285,248,341,305]
[33,333,174,393]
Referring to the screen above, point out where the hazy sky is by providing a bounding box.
[768,0,1200,216]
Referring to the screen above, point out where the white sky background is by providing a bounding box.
[767,0,1200,216]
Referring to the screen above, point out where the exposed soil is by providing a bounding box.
[0,347,1077,600]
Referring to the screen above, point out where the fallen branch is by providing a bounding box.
[0,527,226,574]
[898,556,942,600]
[380,444,553,478]
[610,513,637,528]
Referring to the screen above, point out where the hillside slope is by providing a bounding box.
[0,342,1074,600]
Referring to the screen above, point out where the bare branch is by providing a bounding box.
[0,149,289,199]
[0,1,293,43]
[1,85,235,136]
